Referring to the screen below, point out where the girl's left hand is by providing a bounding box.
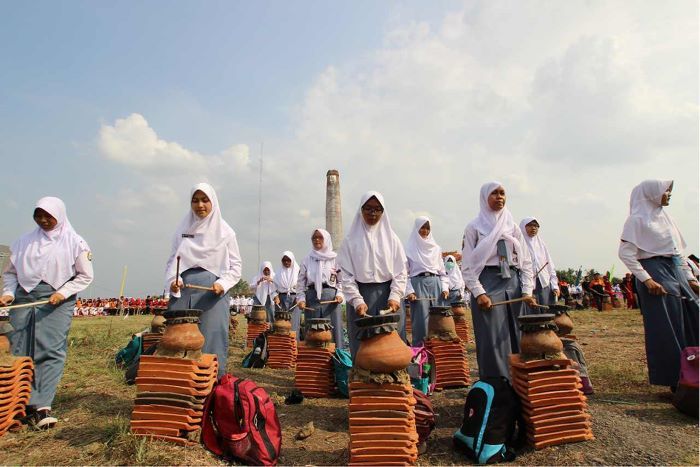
[335,296,343,304]
[387,299,400,312]
[212,283,225,296]
[48,293,65,305]
[689,280,699,294]
[441,291,449,300]
[522,295,538,308]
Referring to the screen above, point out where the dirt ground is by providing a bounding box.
[0,308,697,465]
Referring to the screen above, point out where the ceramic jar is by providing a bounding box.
[354,314,412,373]
[549,304,574,336]
[150,313,166,334]
[251,305,268,323]
[305,318,333,346]
[451,301,467,318]
[158,309,205,352]
[0,317,11,354]
[518,313,563,355]
[273,311,292,335]
[428,306,457,338]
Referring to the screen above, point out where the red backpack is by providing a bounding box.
[201,374,282,465]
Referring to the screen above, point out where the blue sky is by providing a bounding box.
[1,1,698,297]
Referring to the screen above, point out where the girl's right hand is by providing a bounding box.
[0,295,13,306]
[355,303,369,316]
[476,293,492,310]
[297,301,306,310]
[644,279,667,296]
[407,293,417,302]
[170,281,181,294]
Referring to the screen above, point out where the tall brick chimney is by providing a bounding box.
[325,170,343,250]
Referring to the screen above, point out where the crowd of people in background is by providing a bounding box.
[72,296,169,316]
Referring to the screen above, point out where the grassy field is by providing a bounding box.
[0,308,697,465]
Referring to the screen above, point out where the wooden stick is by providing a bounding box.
[303,306,316,312]
[490,297,528,307]
[288,302,299,311]
[175,255,181,282]
[413,297,437,301]
[535,261,549,276]
[319,300,338,305]
[185,284,214,291]
[0,300,51,311]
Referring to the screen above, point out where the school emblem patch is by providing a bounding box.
[87,251,93,261]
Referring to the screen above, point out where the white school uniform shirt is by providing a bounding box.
[297,229,344,303]
[618,180,694,283]
[519,217,559,292]
[3,196,93,300]
[460,182,534,298]
[164,183,242,297]
[337,191,408,308]
[404,216,449,296]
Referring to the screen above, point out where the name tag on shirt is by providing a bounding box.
[182,234,195,238]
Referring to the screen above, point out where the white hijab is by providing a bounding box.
[444,255,464,290]
[167,183,236,279]
[274,250,300,293]
[306,229,337,299]
[405,216,443,273]
[11,197,89,292]
[252,261,275,304]
[519,217,552,287]
[337,191,406,283]
[463,181,523,279]
[621,179,686,255]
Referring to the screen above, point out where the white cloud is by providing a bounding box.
[88,1,697,294]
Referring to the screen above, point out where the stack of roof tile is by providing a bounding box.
[453,316,471,344]
[348,380,419,465]
[130,354,218,445]
[0,357,33,438]
[424,338,470,390]
[294,343,335,398]
[246,321,271,348]
[266,332,298,369]
[509,354,593,449]
[141,332,163,351]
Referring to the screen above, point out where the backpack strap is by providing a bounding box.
[201,380,224,456]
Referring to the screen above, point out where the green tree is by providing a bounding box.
[229,279,250,296]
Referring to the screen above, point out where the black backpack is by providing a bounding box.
[453,377,523,464]
[242,332,268,368]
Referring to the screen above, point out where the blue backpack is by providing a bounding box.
[115,334,142,368]
[331,348,352,397]
[453,377,522,464]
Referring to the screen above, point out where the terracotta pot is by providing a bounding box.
[159,309,205,352]
[428,306,456,337]
[273,311,292,335]
[518,313,563,355]
[150,314,166,334]
[548,304,574,335]
[354,314,412,373]
[251,305,268,323]
[0,317,12,354]
[450,301,467,317]
[0,335,9,354]
[305,318,333,345]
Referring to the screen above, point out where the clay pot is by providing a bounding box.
[305,318,333,345]
[158,309,205,352]
[518,313,563,355]
[428,306,456,337]
[450,301,467,317]
[549,304,574,336]
[0,317,12,354]
[150,314,166,334]
[354,314,412,373]
[251,305,268,323]
[273,311,292,335]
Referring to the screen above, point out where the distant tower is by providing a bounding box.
[325,170,343,250]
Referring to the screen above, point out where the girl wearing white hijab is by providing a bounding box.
[618,179,698,389]
[165,183,242,377]
[297,229,345,348]
[251,261,275,323]
[272,251,301,337]
[1,197,93,429]
[338,191,408,359]
[519,217,560,307]
[444,254,466,303]
[461,182,536,380]
[404,216,449,346]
